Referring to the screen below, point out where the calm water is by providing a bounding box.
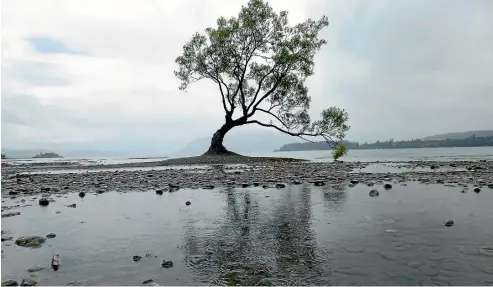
[3,147,493,167]
[2,183,493,285]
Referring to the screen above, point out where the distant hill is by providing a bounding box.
[421,130,493,141]
[277,133,493,151]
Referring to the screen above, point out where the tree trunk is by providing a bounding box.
[203,122,237,155]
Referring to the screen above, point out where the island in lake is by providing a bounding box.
[32,152,63,158]
[277,131,493,152]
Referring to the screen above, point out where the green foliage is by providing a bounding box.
[332,144,347,160]
[1,154,6,159]
[175,0,350,148]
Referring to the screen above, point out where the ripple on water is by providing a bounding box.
[1,182,493,285]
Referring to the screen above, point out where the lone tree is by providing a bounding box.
[175,0,350,155]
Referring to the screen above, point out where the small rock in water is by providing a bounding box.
[66,204,76,208]
[430,165,438,170]
[383,183,393,189]
[2,280,18,286]
[27,267,45,273]
[133,255,142,262]
[348,183,355,188]
[142,279,154,285]
[1,212,20,218]
[185,201,191,206]
[78,192,85,198]
[293,180,302,185]
[145,253,152,257]
[161,260,173,268]
[369,190,379,197]
[203,185,214,190]
[241,183,250,188]
[15,236,46,248]
[367,182,375,187]
[275,183,286,189]
[488,184,493,189]
[350,180,359,185]
[444,220,454,227]
[314,181,325,186]
[38,198,49,206]
[51,254,60,271]
[46,233,56,239]
[20,279,37,286]
[474,188,481,193]
[155,189,163,195]
[1,237,13,242]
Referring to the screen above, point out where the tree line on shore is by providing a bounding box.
[277,135,493,151]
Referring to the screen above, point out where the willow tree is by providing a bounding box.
[175,0,350,155]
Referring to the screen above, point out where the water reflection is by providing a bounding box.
[181,186,327,285]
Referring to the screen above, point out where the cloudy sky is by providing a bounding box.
[2,0,492,154]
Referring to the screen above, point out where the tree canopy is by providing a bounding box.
[175,0,349,151]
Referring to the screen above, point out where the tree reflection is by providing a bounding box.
[321,184,348,213]
[181,185,329,285]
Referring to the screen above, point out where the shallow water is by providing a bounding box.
[2,183,493,285]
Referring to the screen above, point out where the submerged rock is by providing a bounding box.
[38,198,49,206]
[474,188,481,193]
[66,204,76,208]
[133,255,142,262]
[275,183,286,188]
[20,279,37,286]
[155,189,163,195]
[383,183,393,189]
[369,190,379,197]
[161,260,173,268]
[444,220,454,227]
[185,201,191,206]
[1,212,20,218]
[27,267,45,273]
[46,233,56,239]
[2,280,18,286]
[314,181,325,186]
[78,191,85,198]
[15,236,46,248]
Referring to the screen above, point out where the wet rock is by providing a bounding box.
[155,189,163,195]
[78,191,85,198]
[55,211,62,214]
[241,183,250,188]
[38,198,49,206]
[27,267,45,273]
[430,165,438,170]
[8,191,18,195]
[66,204,76,208]
[314,181,325,186]
[488,184,493,189]
[145,252,152,257]
[161,260,173,268]
[20,279,37,286]
[40,187,50,192]
[383,183,393,189]
[15,236,46,248]
[142,279,154,285]
[1,280,17,286]
[369,189,379,197]
[133,255,142,262]
[366,182,375,187]
[1,237,13,242]
[444,220,454,227]
[185,201,191,206]
[474,187,481,193]
[275,183,285,188]
[203,185,214,189]
[262,185,269,189]
[350,180,359,185]
[292,180,302,185]
[1,212,20,218]
[46,233,56,239]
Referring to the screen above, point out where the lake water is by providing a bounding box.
[2,183,493,285]
[3,147,493,167]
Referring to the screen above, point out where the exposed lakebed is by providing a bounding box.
[2,159,493,285]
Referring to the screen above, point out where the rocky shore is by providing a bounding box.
[2,157,492,202]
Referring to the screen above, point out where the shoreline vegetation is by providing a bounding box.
[277,135,493,152]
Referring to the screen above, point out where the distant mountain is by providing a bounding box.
[175,129,298,157]
[1,149,52,159]
[421,130,493,141]
[0,148,125,159]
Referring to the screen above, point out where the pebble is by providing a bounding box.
[369,189,379,197]
[161,260,173,268]
[46,233,56,239]
[2,280,18,286]
[383,183,393,189]
[20,279,37,286]
[185,201,191,206]
[38,198,49,206]
[444,220,454,227]
[1,212,21,218]
[133,255,142,262]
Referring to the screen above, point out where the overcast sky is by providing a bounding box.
[2,0,493,153]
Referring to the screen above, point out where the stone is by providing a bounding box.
[133,255,142,262]
[444,220,454,227]
[78,191,85,197]
[27,267,45,273]
[161,260,173,268]
[1,237,13,242]
[38,198,49,206]
[20,279,37,286]
[15,236,46,248]
[430,165,438,170]
[488,183,493,189]
[46,233,56,239]
[1,212,20,218]
[66,204,76,208]
[350,180,359,185]
[474,188,481,193]
[203,185,214,189]
[1,280,18,286]
[314,181,325,186]
[369,189,379,197]
[275,183,286,188]
[52,254,60,271]
[383,183,393,189]
[155,189,163,195]
[185,201,191,206]
[8,191,18,195]
[241,183,250,188]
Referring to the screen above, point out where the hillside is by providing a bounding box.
[421,130,493,141]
